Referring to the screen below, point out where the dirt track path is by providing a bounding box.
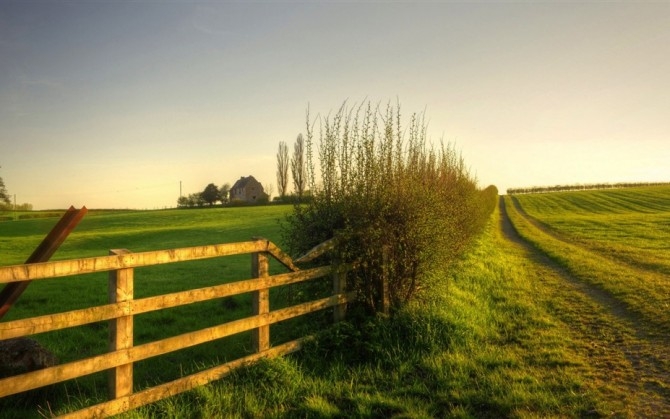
[498,197,670,417]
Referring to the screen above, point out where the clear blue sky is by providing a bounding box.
[1,1,668,210]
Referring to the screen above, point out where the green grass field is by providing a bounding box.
[0,205,306,417]
[2,189,669,417]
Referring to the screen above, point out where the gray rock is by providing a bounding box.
[0,337,58,378]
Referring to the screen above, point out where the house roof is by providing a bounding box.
[231,176,257,190]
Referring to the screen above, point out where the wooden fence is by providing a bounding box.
[0,237,352,418]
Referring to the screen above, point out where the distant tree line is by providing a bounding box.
[507,181,670,195]
[177,183,231,208]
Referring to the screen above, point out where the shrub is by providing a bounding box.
[283,101,496,312]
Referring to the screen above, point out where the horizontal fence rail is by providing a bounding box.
[0,238,350,418]
[0,241,269,283]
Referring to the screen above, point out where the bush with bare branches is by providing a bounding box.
[283,101,497,312]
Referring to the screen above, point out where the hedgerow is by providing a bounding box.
[283,101,496,312]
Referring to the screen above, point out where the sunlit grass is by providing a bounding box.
[3,198,652,417]
[124,205,610,418]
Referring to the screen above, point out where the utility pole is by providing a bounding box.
[180,181,182,197]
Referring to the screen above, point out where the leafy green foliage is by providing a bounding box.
[201,183,220,206]
[218,182,230,204]
[177,192,205,208]
[283,101,497,311]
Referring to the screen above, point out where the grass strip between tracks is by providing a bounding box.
[503,196,670,336]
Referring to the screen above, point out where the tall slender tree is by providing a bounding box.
[276,141,289,197]
[219,183,230,204]
[291,134,307,198]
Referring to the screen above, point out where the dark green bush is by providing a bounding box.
[17,212,63,220]
[283,101,497,312]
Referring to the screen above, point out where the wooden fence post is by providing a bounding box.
[380,245,390,315]
[251,239,270,352]
[332,260,347,323]
[108,249,134,400]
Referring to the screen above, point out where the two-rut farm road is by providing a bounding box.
[499,197,670,417]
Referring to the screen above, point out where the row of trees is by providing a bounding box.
[177,183,231,208]
[276,134,307,199]
[507,181,670,195]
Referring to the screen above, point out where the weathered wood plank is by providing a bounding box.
[295,237,337,264]
[266,241,300,272]
[0,266,333,340]
[0,292,355,397]
[0,241,266,283]
[333,265,347,323]
[266,293,355,325]
[0,303,125,340]
[58,339,308,419]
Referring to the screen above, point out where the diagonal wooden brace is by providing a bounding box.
[0,205,87,320]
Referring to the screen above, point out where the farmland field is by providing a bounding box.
[504,185,670,416]
[510,186,670,275]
